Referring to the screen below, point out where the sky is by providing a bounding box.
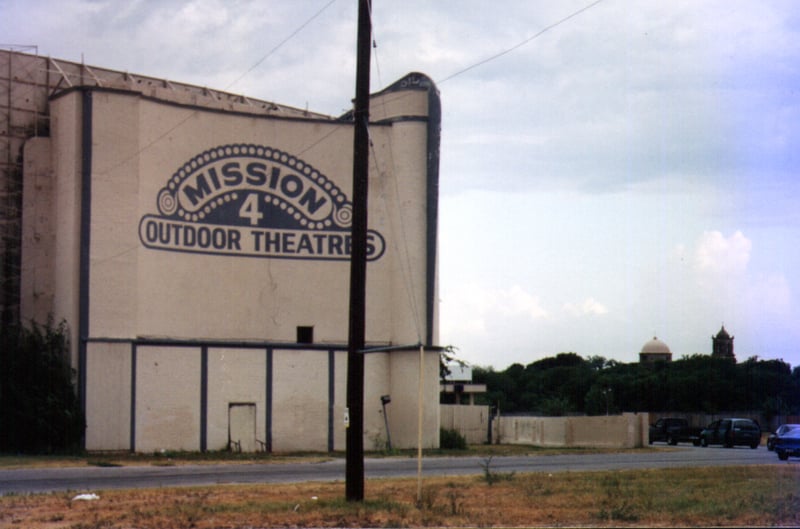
[2,0,799,369]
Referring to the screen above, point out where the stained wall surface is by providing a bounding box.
[19,60,442,452]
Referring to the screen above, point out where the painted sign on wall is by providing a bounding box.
[139,144,385,261]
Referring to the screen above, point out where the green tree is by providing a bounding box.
[0,319,84,453]
[478,352,799,419]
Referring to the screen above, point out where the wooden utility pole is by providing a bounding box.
[345,0,372,503]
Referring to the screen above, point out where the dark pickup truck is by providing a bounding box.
[649,417,702,446]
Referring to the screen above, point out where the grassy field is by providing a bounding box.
[1,457,798,528]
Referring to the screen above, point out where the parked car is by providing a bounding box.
[699,418,761,449]
[767,424,800,451]
[774,428,800,461]
[649,417,702,446]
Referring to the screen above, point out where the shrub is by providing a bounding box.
[439,428,467,450]
[0,319,85,453]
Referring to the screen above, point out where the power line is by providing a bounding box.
[334,0,609,140]
[222,0,338,93]
[366,5,424,343]
[437,0,608,84]
[93,0,339,179]
[368,127,425,344]
[354,1,611,345]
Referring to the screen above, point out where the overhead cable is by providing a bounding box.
[438,0,608,84]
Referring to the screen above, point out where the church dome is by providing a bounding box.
[641,336,671,354]
[715,326,731,339]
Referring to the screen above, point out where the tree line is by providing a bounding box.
[466,352,800,420]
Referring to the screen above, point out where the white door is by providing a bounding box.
[228,403,257,452]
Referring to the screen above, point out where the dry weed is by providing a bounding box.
[1,465,797,528]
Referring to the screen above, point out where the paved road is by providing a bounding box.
[0,445,788,495]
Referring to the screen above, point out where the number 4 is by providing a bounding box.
[239,193,263,226]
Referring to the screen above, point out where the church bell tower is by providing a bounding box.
[712,325,735,361]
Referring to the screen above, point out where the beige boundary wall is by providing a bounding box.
[440,404,491,445]
[15,48,443,453]
[492,413,650,449]
[444,410,787,448]
[439,407,650,448]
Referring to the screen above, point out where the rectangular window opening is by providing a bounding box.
[297,325,314,344]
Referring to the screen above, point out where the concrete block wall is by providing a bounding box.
[440,404,491,444]
[486,412,650,448]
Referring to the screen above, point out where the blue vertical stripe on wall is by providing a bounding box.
[200,346,208,451]
[78,89,93,447]
[266,348,273,452]
[130,343,137,452]
[328,349,335,452]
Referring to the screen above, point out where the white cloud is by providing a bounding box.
[439,281,491,338]
[499,285,550,321]
[440,283,549,340]
[564,297,609,317]
[6,0,800,368]
[694,230,751,277]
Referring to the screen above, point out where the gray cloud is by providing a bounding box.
[4,0,798,367]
